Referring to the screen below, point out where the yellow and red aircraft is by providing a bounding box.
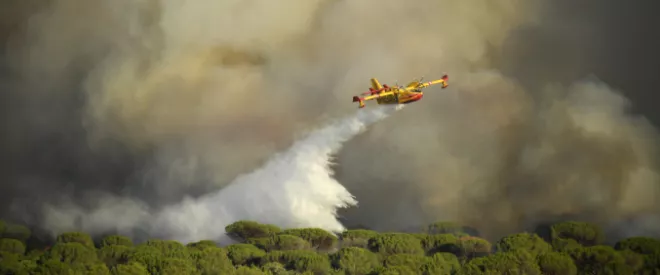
[352,74,449,108]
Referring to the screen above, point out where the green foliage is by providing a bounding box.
[536,252,577,275]
[128,245,164,274]
[226,220,282,241]
[550,221,604,247]
[111,262,149,275]
[227,243,266,266]
[640,252,660,274]
[190,246,235,274]
[618,249,644,272]
[47,242,99,265]
[281,228,338,251]
[341,229,379,249]
[234,265,268,274]
[260,262,288,274]
[31,259,77,274]
[420,253,460,275]
[249,234,312,252]
[186,240,218,250]
[496,233,551,256]
[0,222,31,242]
[101,235,134,248]
[261,250,332,274]
[0,251,25,274]
[161,257,196,274]
[459,249,541,275]
[614,236,660,255]
[83,262,112,274]
[330,247,381,275]
[371,265,418,275]
[384,253,426,271]
[0,238,26,255]
[24,249,45,261]
[566,245,633,274]
[454,236,492,259]
[98,244,132,267]
[551,237,583,252]
[420,234,458,255]
[1,219,660,275]
[143,239,189,258]
[368,233,424,256]
[56,231,95,248]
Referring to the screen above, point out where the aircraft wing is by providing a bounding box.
[362,90,395,101]
[406,81,421,88]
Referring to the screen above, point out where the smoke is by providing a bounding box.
[150,106,402,244]
[1,0,659,243]
[41,105,402,243]
[329,0,660,240]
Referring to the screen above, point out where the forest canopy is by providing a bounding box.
[1,219,659,274]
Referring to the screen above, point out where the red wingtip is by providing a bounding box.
[352,96,361,102]
[442,74,448,81]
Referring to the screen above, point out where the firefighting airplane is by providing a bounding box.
[352,74,449,108]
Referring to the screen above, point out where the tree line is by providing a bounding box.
[1,219,659,274]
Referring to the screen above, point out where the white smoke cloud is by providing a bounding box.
[42,105,403,243]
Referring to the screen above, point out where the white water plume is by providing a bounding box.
[150,105,404,244]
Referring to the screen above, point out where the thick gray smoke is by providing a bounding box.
[1,0,659,243]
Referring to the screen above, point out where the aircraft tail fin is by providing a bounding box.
[352,96,365,108]
[370,78,383,90]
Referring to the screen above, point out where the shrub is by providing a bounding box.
[536,252,577,275]
[0,222,31,242]
[56,232,95,248]
[98,245,132,267]
[384,253,426,271]
[249,234,312,251]
[190,246,234,274]
[614,236,660,255]
[142,239,189,259]
[0,238,26,255]
[550,221,604,247]
[225,220,281,241]
[566,245,633,274]
[281,228,338,251]
[261,250,332,274]
[330,247,381,275]
[100,235,134,248]
[368,233,424,256]
[111,262,149,275]
[455,236,492,259]
[420,252,460,275]
[420,234,459,255]
[496,233,551,256]
[459,249,541,275]
[341,229,379,249]
[226,243,266,266]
